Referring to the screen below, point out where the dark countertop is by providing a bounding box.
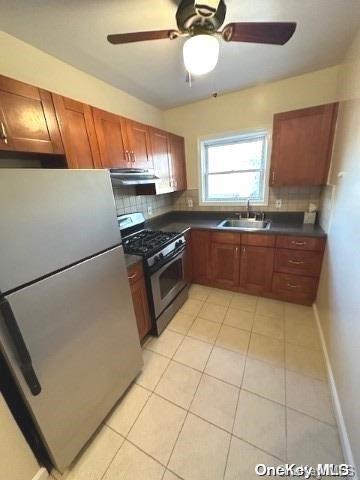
[146,211,326,238]
[125,253,142,268]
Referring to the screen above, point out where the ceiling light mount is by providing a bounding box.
[176,0,227,32]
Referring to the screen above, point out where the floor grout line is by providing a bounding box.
[222,294,258,479]
[61,288,333,480]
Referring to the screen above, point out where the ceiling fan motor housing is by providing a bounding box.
[176,0,227,33]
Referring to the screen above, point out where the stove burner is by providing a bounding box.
[123,230,179,256]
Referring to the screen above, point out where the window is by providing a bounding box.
[200,131,270,205]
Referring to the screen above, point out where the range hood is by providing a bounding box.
[109,168,160,186]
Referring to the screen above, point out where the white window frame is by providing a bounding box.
[198,129,271,206]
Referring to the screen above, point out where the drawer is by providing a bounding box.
[276,235,325,251]
[127,261,144,285]
[212,231,241,245]
[273,273,318,297]
[275,249,323,277]
[241,234,275,247]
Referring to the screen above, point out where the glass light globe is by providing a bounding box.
[183,34,220,76]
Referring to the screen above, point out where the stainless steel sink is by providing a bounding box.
[217,218,271,230]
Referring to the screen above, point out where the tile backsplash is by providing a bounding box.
[172,187,322,213]
[112,185,323,219]
[112,186,174,219]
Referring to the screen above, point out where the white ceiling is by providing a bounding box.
[1,0,360,109]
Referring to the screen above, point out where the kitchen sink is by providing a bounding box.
[217,218,271,230]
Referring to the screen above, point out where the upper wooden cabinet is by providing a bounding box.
[125,119,153,169]
[92,107,129,169]
[149,127,173,193]
[0,75,64,154]
[92,108,154,170]
[169,133,187,191]
[52,94,100,169]
[270,103,338,186]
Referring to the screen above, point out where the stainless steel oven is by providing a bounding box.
[149,245,188,334]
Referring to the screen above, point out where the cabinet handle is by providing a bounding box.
[242,247,246,254]
[287,283,298,289]
[288,260,304,265]
[128,273,138,280]
[291,240,307,246]
[125,150,130,163]
[271,171,276,184]
[0,121,8,144]
[131,151,136,163]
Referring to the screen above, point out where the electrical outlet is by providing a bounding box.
[147,206,153,216]
[275,199,282,209]
[187,198,193,208]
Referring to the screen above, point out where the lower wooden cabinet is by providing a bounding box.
[190,229,325,305]
[212,242,240,288]
[240,245,274,294]
[127,262,151,341]
[272,272,318,303]
[191,230,212,284]
[184,231,193,283]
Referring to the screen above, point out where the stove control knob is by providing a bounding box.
[176,239,183,247]
[154,255,159,263]
[159,253,164,259]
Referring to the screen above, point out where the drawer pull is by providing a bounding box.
[0,121,8,144]
[291,240,307,246]
[288,260,304,265]
[128,273,138,280]
[287,283,298,289]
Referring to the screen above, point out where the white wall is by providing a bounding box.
[163,66,340,189]
[0,31,164,128]
[316,28,360,473]
[0,394,40,480]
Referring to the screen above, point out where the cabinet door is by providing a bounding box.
[270,103,338,186]
[169,133,187,191]
[0,75,63,154]
[52,94,100,169]
[212,242,240,288]
[125,119,153,169]
[191,230,211,284]
[92,107,129,168]
[130,277,152,341]
[149,127,173,193]
[184,231,193,284]
[240,246,274,294]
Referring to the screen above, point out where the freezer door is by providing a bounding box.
[0,246,142,472]
[0,169,121,293]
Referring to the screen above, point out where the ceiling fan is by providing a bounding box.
[107,0,296,76]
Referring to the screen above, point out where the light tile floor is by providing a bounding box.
[52,284,343,480]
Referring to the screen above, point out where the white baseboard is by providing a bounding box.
[313,303,358,479]
[32,467,49,480]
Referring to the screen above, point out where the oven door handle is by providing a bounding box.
[166,244,186,261]
[149,244,186,274]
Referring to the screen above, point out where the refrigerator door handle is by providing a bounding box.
[0,296,42,396]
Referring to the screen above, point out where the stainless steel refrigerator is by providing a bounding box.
[0,169,142,472]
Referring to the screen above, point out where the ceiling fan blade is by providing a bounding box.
[222,22,296,45]
[107,30,178,45]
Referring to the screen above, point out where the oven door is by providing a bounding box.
[150,247,187,319]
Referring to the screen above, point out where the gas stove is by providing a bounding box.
[122,229,185,268]
[118,213,186,269]
[118,213,189,336]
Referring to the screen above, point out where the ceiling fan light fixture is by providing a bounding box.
[183,34,219,76]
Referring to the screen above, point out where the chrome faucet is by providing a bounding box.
[246,199,250,218]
